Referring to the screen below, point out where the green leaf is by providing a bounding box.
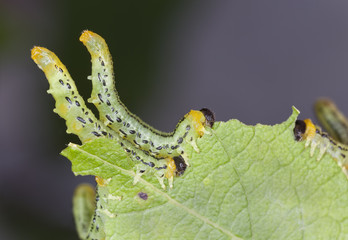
[62,107,348,239]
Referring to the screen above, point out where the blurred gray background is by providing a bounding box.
[1,0,348,239]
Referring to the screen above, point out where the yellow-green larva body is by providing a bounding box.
[294,118,348,177]
[80,31,208,160]
[314,98,348,145]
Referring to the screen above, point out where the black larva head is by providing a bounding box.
[294,120,306,141]
[200,108,215,128]
[173,155,187,176]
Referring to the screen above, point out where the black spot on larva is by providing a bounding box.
[142,140,148,144]
[76,117,86,124]
[177,137,183,144]
[116,117,122,123]
[133,140,140,146]
[98,93,104,103]
[129,130,136,134]
[75,101,80,107]
[126,123,130,128]
[200,108,215,128]
[105,115,114,122]
[138,192,148,200]
[171,145,179,150]
[125,148,131,153]
[59,79,64,86]
[183,131,188,138]
[98,72,102,82]
[101,61,105,66]
[59,67,63,73]
[88,118,94,123]
[65,97,72,104]
[137,133,142,138]
[107,93,111,98]
[101,131,107,136]
[119,129,127,137]
[71,91,75,95]
[102,80,106,86]
[186,125,191,131]
[92,131,101,137]
[294,120,306,141]
[54,64,58,69]
[341,153,346,158]
[155,165,167,170]
[66,83,71,89]
[173,156,187,176]
[156,146,162,150]
[106,100,111,106]
[149,162,155,167]
[136,156,140,160]
[139,170,145,173]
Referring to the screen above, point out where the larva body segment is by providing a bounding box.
[80,31,210,160]
[31,47,112,143]
[294,119,348,176]
[314,98,348,145]
[72,184,104,240]
[31,47,172,189]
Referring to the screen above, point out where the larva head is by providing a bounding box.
[200,108,215,128]
[173,155,187,176]
[294,119,316,141]
[186,110,210,137]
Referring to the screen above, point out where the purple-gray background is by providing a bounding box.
[1,1,348,239]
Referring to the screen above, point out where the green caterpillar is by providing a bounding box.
[314,98,348,145]
[79,31,215,162]
[294,115,348,177]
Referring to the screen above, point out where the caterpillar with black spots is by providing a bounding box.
[293,98,348,176]
[31,30,214,189]
[79,31,214,161]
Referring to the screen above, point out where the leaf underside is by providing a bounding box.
[62,108,348,239]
